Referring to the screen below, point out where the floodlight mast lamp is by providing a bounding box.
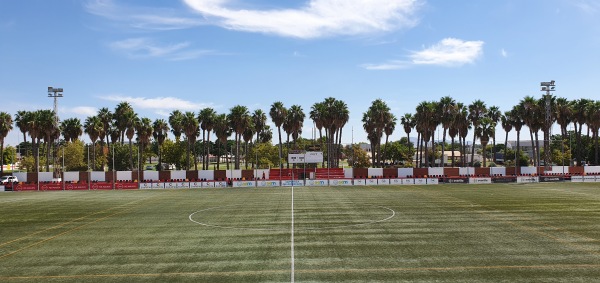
[48,87,63,178]
[540,80,555,171]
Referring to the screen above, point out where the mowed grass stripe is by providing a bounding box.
[1,184,600,282]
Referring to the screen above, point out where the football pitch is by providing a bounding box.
[1,183,600,282]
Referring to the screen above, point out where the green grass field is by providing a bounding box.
[1,183,600,282]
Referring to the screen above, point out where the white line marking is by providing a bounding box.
[188,205,396,231]
[291,186,295,283]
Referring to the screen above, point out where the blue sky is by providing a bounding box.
[1,0,599,146]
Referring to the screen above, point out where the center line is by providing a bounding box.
[291,185,295,283]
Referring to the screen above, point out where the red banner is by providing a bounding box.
[90,182,113,190]
[15,184,37,191]
[40,183,62,191]
[65,183,88,190]
[115,182,138,190]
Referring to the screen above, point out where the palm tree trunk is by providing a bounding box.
[492,137,496,164]
[186,139,191,170]
[383,135,389,168]
[576,123,583,166]
[471,135,476,167]
[534,131,540,168]
[201,130,206,170]
[595,131,599,165]
[206,131,212,170]
[46,139,51,172]
[277,126,283,169]
[441,128,447,167]
[416,132,421,168]
[504,131,509,159]
[482,143,487,167]
[0,141,3,174]
[529,130,535,166]
[516,130,521,175]
[129,139,134,170]
[451,136,455,168]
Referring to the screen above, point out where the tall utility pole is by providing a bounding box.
[48,87,63,177]
[540,80,555,171]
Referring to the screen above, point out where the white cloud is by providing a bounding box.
[501,48,508,58]
[574,0,600,14]
[68,106,97,117]
[84,0,203,30]
[410,38,484,66]
[109,38,213,60]
[102,95,212,111]
[183,0,422,39]
[362,38,484,70]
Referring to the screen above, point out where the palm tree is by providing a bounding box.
[198,108,216,170]
[270,102,287,169]
[475,117,495,167]
[500,111,513,158]
[487,106,501,164]
[27,111,43,172]
[84,115,102,171]
[571,99,591,166]
[310,102,326,161]
[382,113,397,167]
[252,109,267,143]
[14,110,30,144]
[152,119,169,171]
[229,105,251,170]
[287,105,305,148]
[0,112,13,175]
[259,125,273,143]
[61,118,83,142]
[468,100,487,166]
[97,107,113,146]
[510,106,525,174]
[363,99,391,167]
[332,99,349,168]
[39,110,59,173]
[242,123,255,169]
[454,103,470,167]
[400,113,415,161]
[114,102,133,144]
[122,110,139,170]
[587,101,600,165]
[438,96,456,167]
[519,96,541,166]
[169,110,184,142]
[182,111,198,170]
[213,113,230,170]
[135,117,153,171]
[415,101,437,167]
[554,97,572,140]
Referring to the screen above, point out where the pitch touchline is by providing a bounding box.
[291,186,295,283]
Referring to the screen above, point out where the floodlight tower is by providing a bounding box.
[48,87,63,177]
[47,87,63,122]
[540,80,555,171]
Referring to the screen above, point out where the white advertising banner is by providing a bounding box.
[414,178,427,185]
[233,181,256,188]
[517,176,539,183]
[571,176,584,183]
[258,180,280,187]
[201,181,214,188]
[215,181,228,188]
[330,179,352,186]
[469,178,492,184]
[282,180,304,187]
[306,180,328,186]
[401,178,415,185]
[189,182,202,188]
[378,179,390,185]
[153,182,165,189]
[389,179,402,185]
[140,182,152,189]
[353,179,366,186]
[366,179,377,186]
[426,178,439,185]
[583,175,597,182]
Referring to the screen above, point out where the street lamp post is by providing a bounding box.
[540,80,555,172]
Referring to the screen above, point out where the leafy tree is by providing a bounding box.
[2,146,16,168]
[108,143,139,171]
[61,140,86,171]
[344,144,371,168]
[248,142,280,169]
[161,139,186,170]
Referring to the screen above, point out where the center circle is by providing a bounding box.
[189,204,395,231]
